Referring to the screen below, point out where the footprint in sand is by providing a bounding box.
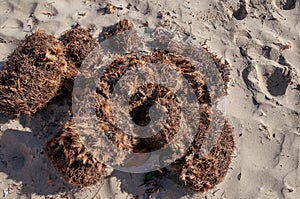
[261,45,282,61]
[38,20,63,35]
[256,64,292,97]
[0,133,32,173]
[233,2,248,20]
[0,1,15,25]
[274,0,297,10]
[0,18,24,38]
[35,2,59,21]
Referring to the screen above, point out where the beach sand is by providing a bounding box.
[0,0,299,198]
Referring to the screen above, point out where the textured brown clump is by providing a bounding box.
[62,26,97,68]
[45,22,135,186]
[95,50,207,153]
[44,27,105,186]
[105,3,117,14]
[172,119,234,193]
[94,49,234,192]
[45,119,106,186]
[60,26,97,93]
[0,20,234,191]
[0,29,67,115]
[100,19,134,41]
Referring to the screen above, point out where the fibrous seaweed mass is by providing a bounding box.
[60,26,97,93]
[0,20,234,193]
[45,119,106,186]
[0,30,67,115]
[93,50,234,193]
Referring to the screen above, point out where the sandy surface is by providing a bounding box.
[0,0,299,198]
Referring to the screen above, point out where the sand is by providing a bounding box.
[0,0,299,198]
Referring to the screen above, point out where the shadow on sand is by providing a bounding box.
[0,98,74,196]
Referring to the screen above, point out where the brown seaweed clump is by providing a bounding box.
[0,29,67,115]
[44,20,136,186]
[0,19,234,192]
[45,119,106,186]
[95,51,206,154]
[100,19,134,41]
[62,26,97,69]
[94,49,234,193]
[104,3,123,14]
[60,26,98,93]
[172,119,234,193]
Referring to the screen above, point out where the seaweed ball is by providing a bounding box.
[0,29,67,115]
[172,122,234,193]
[45,119,106,186]
[61,26,97,68]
